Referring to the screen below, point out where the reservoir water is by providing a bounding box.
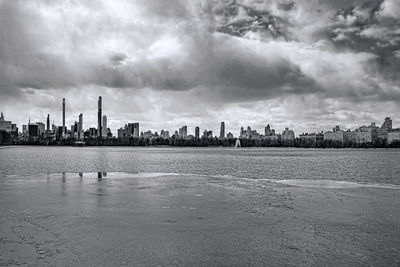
[1,146,400,185]
[0,147,399,266]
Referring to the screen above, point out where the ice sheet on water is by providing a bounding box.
[271,179,400,189]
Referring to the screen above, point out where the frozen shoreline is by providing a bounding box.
[1,173,400,266]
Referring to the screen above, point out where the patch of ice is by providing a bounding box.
[271,179,400,190]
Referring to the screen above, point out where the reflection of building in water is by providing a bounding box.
[79,172,83,178]
[102,172,107,177]
[97,172,102,180]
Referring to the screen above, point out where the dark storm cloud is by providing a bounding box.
[1,0,400,133]
[0,0,315,99]
[0,0,398,101]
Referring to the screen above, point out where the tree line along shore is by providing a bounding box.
[1,133,400,148]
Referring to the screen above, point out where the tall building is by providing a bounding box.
[102,115,107,137]
[37,122,45,136]
[46,114,50,135]
[0,112,12,132]
[179,126,187,138]
[11,124,17,133]
[62,98,65,136]
[220,122,225,139]
[195,127,200,139]
[78,113,83,140]
[378,117,393,141]
[381,117,392,131]
[126,123,134,136]
[22,125,27,135]
[98,96,102,138]
[133,123,139,137]
[28,123,39,137]
[265,124,275,136]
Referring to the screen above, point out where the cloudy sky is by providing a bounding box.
[0,0,399,135]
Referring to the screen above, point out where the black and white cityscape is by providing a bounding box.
[1,96,400,148]
[1,0,400,266]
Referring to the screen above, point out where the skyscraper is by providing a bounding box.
[98,96,102,138]
[102,115,107,137]
[220,121,225,139]
[62,98,65,136]
[78,113,83,140]
[195,127,200,139]
[46,114,50,135]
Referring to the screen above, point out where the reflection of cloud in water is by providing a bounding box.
[272,179,400,190]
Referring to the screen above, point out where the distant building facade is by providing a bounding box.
[388,129,400,144]
[324,126,354,144]
[0,113,12,132]
[160,129,170,139]
[240,126,260,139]
[354,122,379,144]
[300,133,323,147]
[203,130,213,139]
[178,126,187,138]
[378,117,392,142]
[281,128,295,144]
[28,124,39,137]
[220,122,225,139]
[98,96,102,137]
[264,124,276,136]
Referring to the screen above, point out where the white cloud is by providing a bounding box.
[1,0,399,133]
[377,0,400,19]
[360,25,400,41]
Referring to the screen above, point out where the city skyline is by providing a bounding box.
[0,1,399,136]
[1,95,400,138]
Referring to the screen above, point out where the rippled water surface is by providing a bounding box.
[1,146,399,185]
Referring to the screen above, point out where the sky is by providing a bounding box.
[0,0,399,136]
